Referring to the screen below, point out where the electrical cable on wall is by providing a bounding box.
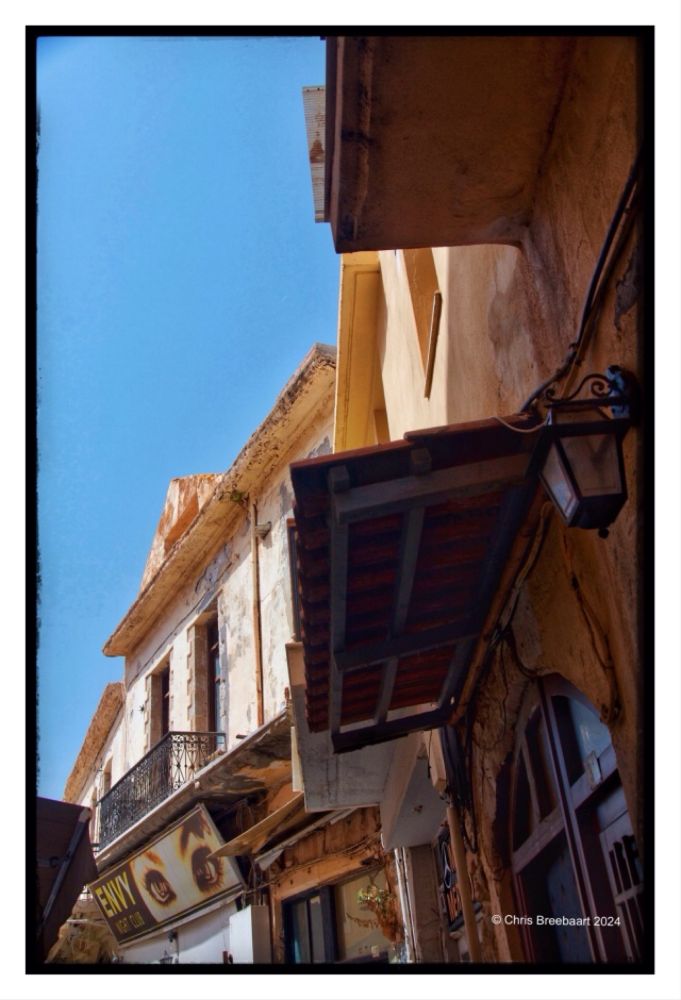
[456,498,553,855]
[520,147,643,414]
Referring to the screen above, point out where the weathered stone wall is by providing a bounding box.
[219,407,333,743]
[70,364,334,859]
[115,407,334,766]
[257,409,333,722]
[124,578,198,759]
[63,682,125,804]
[140,474,221,590]
[373,35,643,963]
[70,697,128,845]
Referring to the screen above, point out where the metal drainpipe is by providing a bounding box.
[446,798,482,963]
[250,500,265,727]
[394,847,417,963]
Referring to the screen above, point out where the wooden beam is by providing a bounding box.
[391,504,426,634]
[328,466,350,736]
[373,498,426,725]
[331,452,530,524]
[335,620,477,672]
[373,658,398,725]
[332,707,447,752]
[436,636,477,714]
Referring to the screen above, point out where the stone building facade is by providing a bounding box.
[59,345,411,965]
[291,33,649,966]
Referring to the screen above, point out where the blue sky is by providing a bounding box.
[36,34,339,800]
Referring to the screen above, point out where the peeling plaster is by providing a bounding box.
[194,543,232,596]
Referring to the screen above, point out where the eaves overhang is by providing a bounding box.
[103,344,336,657]
[323,35,577,251]
[290,413,545,753]
[63,682,125,803]
[333,251,381,453]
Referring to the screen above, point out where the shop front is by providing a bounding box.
[90,804,245,963]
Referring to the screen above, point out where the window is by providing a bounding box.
[510,676,643,963]
[89,790,98,843]
[284,887,334,963]
[402,248,442,398]
[147,659,172,749]
[283,869,401,964]
[160,664,170,736]
[188,606,222,733]
[94,760,113,845]
[207,618,220,733]
[100,761,112,797]
[287,519,302,641]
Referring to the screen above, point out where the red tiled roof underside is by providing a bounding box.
[290,417,540,735]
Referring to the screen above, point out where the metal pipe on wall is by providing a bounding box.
[393,847,416,963]
[446,799,482,962]
[250,501,265,727]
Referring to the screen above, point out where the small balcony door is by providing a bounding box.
[207,618,220,733]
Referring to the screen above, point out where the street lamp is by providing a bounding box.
[535,366,640,535]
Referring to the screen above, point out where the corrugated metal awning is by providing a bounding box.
[290,415,543,752]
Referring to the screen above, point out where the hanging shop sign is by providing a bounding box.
[89,804,244,944]
[435,826,464,932]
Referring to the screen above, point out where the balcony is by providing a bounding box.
[98,731,225,848]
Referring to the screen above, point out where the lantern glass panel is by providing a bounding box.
[560,433,622,497]
[540,444,578,522]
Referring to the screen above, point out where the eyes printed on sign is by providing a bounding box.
[191,846,223,893]
[180,812,225,894]
[135,811,225,911]
[141,850,177,907]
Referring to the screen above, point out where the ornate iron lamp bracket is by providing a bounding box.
[542,365,640,424]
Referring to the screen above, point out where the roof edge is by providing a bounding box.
[103,344,336,658]
[63,682,125,803]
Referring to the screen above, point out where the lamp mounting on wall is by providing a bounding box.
[534,366,640,536]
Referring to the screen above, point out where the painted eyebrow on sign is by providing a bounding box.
[179,811,210,856]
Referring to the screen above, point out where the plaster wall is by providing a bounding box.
[119,899,236,964]
[217,520,256,743]
[111,407,333,771]
[327,36,576,251]
[377,244,520,438]
[287,640,400,812]
[123,575,206,761]
[64,684,127,807]
[255,409,333,722]
[73,720,123,809]
[362,35,643,961]
[474,35,643,883]
[72,709,127,847]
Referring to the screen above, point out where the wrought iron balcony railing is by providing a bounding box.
[98,731,225,849]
